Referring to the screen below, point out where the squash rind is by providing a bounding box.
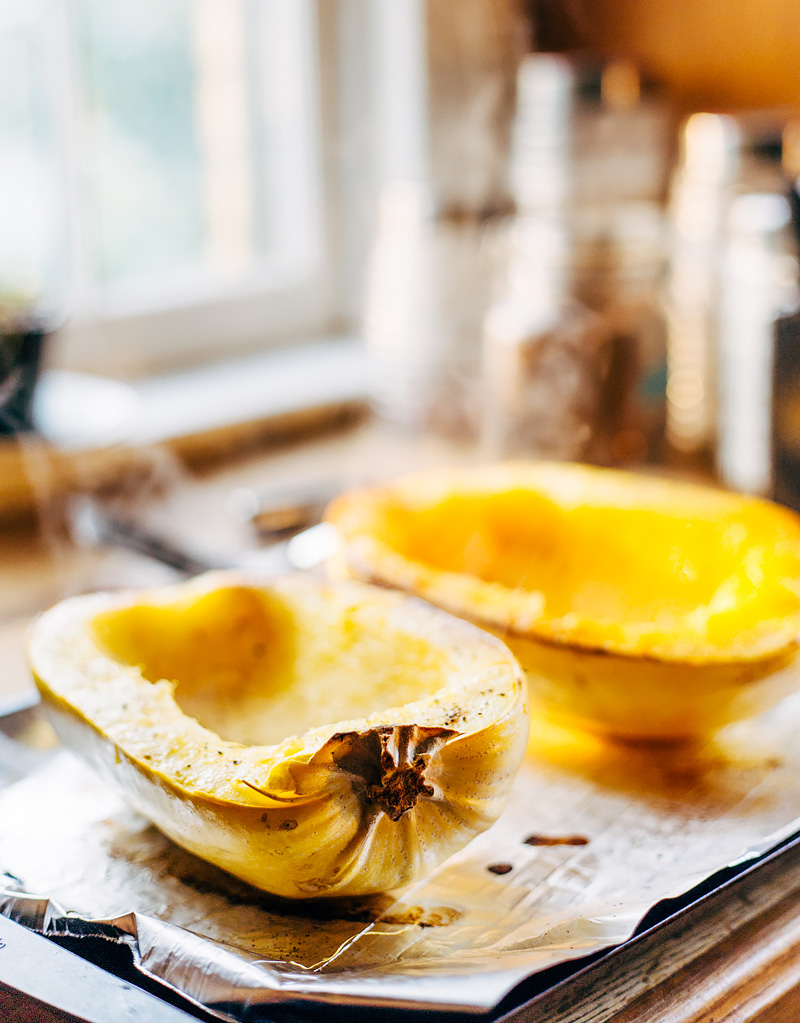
[28,572,528,899]
[326,463,800,740]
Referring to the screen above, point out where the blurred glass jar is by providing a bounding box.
[666,110,800,491]
[717,192,798,495]
[569,201,669,464]
[364,181,511,439]
[481,210,669,464]
[481,216,612,460]
[366,54,674,458]
[510,53,674,214]
[481,53,673,464]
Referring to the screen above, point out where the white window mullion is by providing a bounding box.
[45,0,92,312]
[254,0,323,277]
[192,0,253,275]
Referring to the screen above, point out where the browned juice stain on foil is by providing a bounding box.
[487,863,514,875]
[523,834,590,847]
[379,905,464,927]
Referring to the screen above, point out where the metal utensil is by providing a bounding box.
[70,497,338,577]
[227,483,336,541]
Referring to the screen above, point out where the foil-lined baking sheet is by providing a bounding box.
[4,694,800,1016]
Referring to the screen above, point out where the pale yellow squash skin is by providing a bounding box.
[504,633,799,741]
[28,573,528,899]
[326,462,800,741]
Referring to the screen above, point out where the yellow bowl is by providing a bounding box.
[326,462,800,741]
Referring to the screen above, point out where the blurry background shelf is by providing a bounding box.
[0,338,368,520]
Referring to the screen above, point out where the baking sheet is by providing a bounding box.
[4,694,800,1015]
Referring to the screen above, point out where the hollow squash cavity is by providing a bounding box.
[330,464,800,663]
[92,584,463,748]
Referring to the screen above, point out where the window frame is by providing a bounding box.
[44,0,381,378]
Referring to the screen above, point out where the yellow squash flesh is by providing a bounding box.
[326,462,800,741]
[28,573,528,899]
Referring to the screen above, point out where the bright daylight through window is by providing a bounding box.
[0,0,327,375]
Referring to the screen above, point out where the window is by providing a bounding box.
[0,0,340,376]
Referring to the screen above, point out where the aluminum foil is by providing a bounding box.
[4,693,800,1016]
